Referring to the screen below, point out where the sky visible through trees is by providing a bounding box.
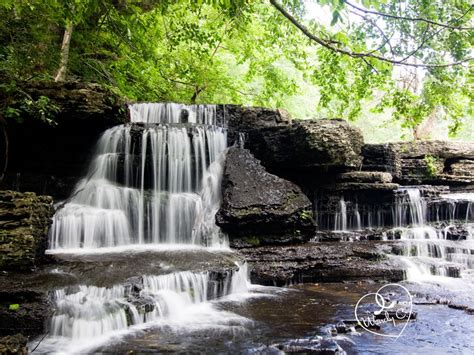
[0,0,472,142]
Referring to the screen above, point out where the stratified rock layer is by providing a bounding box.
[246,119,364,172]
[218,104,291,145]
[0,191,54,270]
[216,147,314,246]
[363,141,474,190]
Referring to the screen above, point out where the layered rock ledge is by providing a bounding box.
[363,141,474,190]
[239,241,404,286]
[246,119,364,173]
[0,191,54,270]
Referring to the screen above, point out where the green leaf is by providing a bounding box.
[9,304,20,311]
[330,11,340,26]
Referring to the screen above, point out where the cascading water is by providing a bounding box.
[334,198,348,232]
[319,186,474,298]
[36,264,253,353]
[52,268,247,337]
[333,199,362,232]
[36,103,261,353]
[49,103,227,249]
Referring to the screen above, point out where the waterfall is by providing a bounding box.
[49,103,228,249]
[35,103,264,353]
[334,198,348,231]
[394,189,474,279]
[39,264,252,352]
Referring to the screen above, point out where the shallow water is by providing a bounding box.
[44,282,471,354]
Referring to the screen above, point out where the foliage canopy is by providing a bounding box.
[0,0,472,140]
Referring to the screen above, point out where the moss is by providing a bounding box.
[244,236,261,247]
[424,155,441,177]
[299,209,313,221]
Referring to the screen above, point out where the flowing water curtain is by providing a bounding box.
[45,266,250,347]
[49,103,227,249]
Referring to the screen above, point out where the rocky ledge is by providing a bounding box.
[239,241,404,286]
[246,119,364,174]
[363,141,474,190]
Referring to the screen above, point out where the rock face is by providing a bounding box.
[218,105,291,145]
[2,81,127,201]
[363,141,474,190]
[0,334,27,354]
[216,147,315,246]
[336,171,393,184]
[0,191,54,270]
[246,119,364,172]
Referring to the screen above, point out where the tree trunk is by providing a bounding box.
[54,21,74,82]
[413,107,439,140]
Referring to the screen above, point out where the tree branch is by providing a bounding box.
[343,0,473,31]
[349,10,395,56]
[269,0,473,68]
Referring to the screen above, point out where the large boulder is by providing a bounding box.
[216,147,315,246]
[0,191,54,270]
[246,119,364,172]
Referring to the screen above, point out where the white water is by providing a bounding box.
[36,264,257,353]
[50,103,227,249]
[391,189,474,283]
[37,103,265,353]
[334,198,348,231]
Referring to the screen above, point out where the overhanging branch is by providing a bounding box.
[344,0,473,31]
[269,0,473,68]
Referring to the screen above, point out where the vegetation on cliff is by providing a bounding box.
[0,0,472,140]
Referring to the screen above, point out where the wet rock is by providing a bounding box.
[0,191,54,270]
[447,304,474,314]
[0,290,51,338]
[332,182,399,192]
[336,171,393,183]
[246,119,364,172]
[0,334,27,354]
[239,242,404,285]
[216,147,314,246]
[269,337,345,354]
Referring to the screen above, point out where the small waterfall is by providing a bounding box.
[332,199,362,231]
[334,198,348,231]
[50,103,228,249]
[393,187,427,227]
[354,203,362,231]
[406,188,426,226]
[42,264,251,350]
[129,103,219,125]
[392,189,474,279]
